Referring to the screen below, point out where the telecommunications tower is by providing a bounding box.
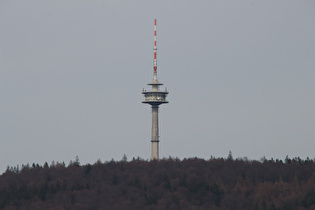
[142,19,169,160]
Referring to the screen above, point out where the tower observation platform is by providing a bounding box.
[142,19,169,160]
[142,80,168,106]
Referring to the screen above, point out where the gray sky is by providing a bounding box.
[1,0,314,173]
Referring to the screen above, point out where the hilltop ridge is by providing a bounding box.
[1,156,315,210]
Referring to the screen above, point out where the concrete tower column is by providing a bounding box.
[151,105,159,160]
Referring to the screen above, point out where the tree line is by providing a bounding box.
[1,155,315,210]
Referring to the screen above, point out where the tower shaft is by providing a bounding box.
[151,105,159,159]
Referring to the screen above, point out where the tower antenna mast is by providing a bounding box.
[153,19,157,81]
[142,19,169,160]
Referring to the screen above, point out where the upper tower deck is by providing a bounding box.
[142,81,168,105]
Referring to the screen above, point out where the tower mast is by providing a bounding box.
[142,19,169,160]
[153,19,157,81]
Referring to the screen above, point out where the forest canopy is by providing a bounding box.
[1,156,315,210]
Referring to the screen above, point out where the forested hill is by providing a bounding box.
[1,157,315,210]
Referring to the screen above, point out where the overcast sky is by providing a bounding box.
[1,0,314,173]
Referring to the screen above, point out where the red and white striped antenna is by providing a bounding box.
[153,19,157,80]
